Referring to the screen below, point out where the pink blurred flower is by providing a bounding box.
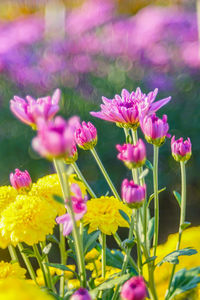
[116,139,146,169]
[32,116,75,160]
[10,89,61,129]
[90,88,171,129]
[121,276,147,300]
[10,168,32,191]
[121,179,146,209]
[75,121,97,150]
[140,113,170,146]
[70,288,91,300]
[171,136,192,162]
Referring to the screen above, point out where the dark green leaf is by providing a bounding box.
[147,187,166,206]
[157,248,197,266]
[121,238,135,249]
[119,209,130,225]
[46,234,59,245]
[145,160,153,170]
[106,249,124,270]
[90,274,131,298]
[45,263,78,277]
[142,256,157,266]
[83,230,100,254]
[173,191,181,208]
[21,248,35,258]
[147,217,155,242]
[53,194,65,205]
[168,267,200,299]
[181,222,191,231]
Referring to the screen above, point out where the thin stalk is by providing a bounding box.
[53,159,87,289]
[71,162,97,198]
[135,209,143,275]
[8,245,19,262]
[18,243,37,283]
[101,233,106,278]
[131,129,138,145]
[90,147,121,201]
[112,213,135,300]
[165,161,187,299]
[40,242,56,292]
[33,244,49,287]
[152,145,159,258]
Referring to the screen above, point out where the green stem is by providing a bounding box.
[71,162,97,198]
[33,244,49,287]
[152,145,159,258]
[131,129,138,145]
[53,159,87,289]
[111,212,135,300]
[135,209,143,275]
[101,233,106,278]
[165,161,187,300]
[40,242,56,292]
[8,245,19,262]
[90,147,121,201]
[18,243,37,283]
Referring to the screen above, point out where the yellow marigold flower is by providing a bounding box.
[67,279,80,290]
[36,267,56,286]
[0,186,17,213]
[0,261,26,279]
[83,196,132,235]
[0,195,57,246]
[94,266,121,286]
[144,226,200,299]
[55,264,76,279]
[85,248,100,262]
[0,278,54,300]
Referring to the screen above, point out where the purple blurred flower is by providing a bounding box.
[10,168,32,191]
[70,288,91,300]
[121,276,147,300]
[116,139,146,169]
[121,179,146,209]
[75,121,97,150]
[141,113,170,146]
[56,184,87,236]
[32,116,75,160]
[90,88,170,129]
[10,89,61,129]
[171,136,192,162]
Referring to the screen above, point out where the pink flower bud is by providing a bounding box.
[75,121,97,150]
[140,113,170,146]
[10,89,61,129]
[116,139,146,169]
[121,276,147,300]
[32,116,76,160]
[121,179,146,209]
[70,288,91,300]
[10,169,32,191]
[171,136,192,162]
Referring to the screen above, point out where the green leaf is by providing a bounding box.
[181,222,191,231]
[42,243,52,255]
[45,263,78,277]
[53,194,65,205]
[139,168,149,180]
[142,256,157,266]
[157,248,197,267]
[145,160,153,170]
[147,217,155,242]
[83,230,100,254]
[46,234,59,245]
[21,248,35,258]
[147,187,166,207]
[119,209,130,225]
[106,249,124,270]
[173,190,181,208]
[168,267,200,299]
[89,274,131,298]
[121,238,135,249]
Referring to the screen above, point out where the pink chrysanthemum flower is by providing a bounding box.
[90,88,171,129]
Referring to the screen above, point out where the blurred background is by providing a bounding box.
[0,0,199,250]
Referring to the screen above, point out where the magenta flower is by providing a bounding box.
[56,184,87,236]
[171,136,192,162]
[116,139,146,169]
[10,169,32,191]
[121,179,146,209]
[90,88,171,129]
[10,89,61,129]
[70,288,91,300]
[121,276,147,300]
[75,121,97,150]
[32,116,76,160]
[141,113,170,146]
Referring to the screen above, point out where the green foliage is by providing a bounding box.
[53,194,65,205]
[83,229,100,254]
[157,248,197,266]
[119,209,130,225]
[173,191,181,208]
[147,187,166,207]
[45,263,78,278]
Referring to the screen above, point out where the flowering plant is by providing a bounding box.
[0,86,198,300]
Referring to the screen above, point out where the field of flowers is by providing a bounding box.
[0,1,199,300]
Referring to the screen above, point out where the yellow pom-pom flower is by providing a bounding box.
[85,248,100,262]
[67,279,80,290]
[0,195,57,245]
[83,196,132,235]
[0,261,26,279]
[0,278,54,300]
